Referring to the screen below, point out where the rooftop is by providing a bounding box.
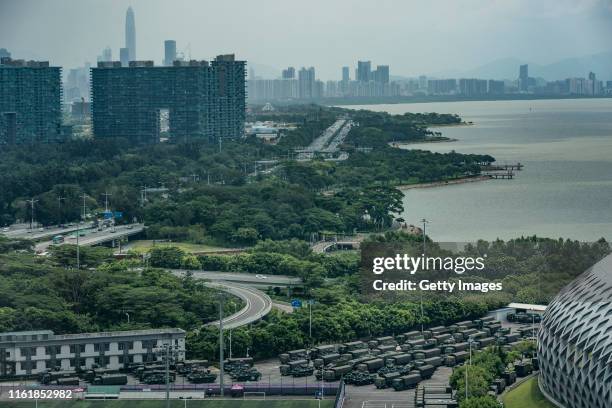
[0,57,54,68]
[0,328,186,343]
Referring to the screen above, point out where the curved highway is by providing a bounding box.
[204,281,273,329]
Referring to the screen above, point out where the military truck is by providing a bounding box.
[92,375,128,385]
[323,365,351,381]
[187,370,217,383]
[56,377,79,386]
[375,371,401,389]
[358,358,384,373]
[392,373,421,391]
[38,370,76,385]
[416,364,436,379]
[423,356,443,368]
[292,365,314,377]
[389,353,412,366]
[477,337,496,348]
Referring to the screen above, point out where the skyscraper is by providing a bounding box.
[282,67,295,79]
[519,64,528,92]
[119,48,129,67]
[357,61,371,82]
[342,66,350,82]
[374,65,389,84]
[125,7,136,62]
[97,47,112,62]
[164,40,176,66]
[298,67,316,99]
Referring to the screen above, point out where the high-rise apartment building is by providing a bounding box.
[357,61,371,82]
[282,67,295,79]
[459,78,488,96]
[164,40,176,66]
[488,79,505,95]
[374,65,389,84]
[342,66,350,82]
[97,47,112,63]
[427,79,457,95]
[119,48,129,67]
[298,67,316,99]
[91,55,246,144]
[125,7,136,62]
[0,58,64,145]
[211,54,248,140]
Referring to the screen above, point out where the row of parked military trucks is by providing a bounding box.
[278,315,538,394]
[38,368,128,386]
[37,360,212,386]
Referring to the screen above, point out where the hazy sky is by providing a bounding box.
[2,0,612,79]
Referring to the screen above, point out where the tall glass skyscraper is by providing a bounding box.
[125,7,136,62]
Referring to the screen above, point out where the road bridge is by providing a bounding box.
[35,224,145,252]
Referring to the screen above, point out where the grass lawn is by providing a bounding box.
[3,400,334,408]
[127,240,233,254]
[502,377,556,408]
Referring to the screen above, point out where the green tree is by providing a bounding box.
[149,246,185,268]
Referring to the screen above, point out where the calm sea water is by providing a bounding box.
[344,99,612,242]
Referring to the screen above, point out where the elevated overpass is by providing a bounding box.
[311,240,360,254]
[35,224,145,252]
[1,224,86,241]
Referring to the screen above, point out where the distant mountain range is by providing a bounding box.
[431,51,612,81]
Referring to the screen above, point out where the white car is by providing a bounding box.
[255,274,268,279]
[2,227,9,232]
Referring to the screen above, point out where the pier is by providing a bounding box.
[479,162,523,180]
[481,162,524,171]
[483,171,515,179]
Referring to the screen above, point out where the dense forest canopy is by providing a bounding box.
[0,236,236,334]
[0,105,491,247]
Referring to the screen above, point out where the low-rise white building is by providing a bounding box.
[0,328,185,377]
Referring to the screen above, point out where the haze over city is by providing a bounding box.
[2,0,612,79]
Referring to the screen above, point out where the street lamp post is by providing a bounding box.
[218,294,225,397]
[57,196,65,226]
[466,337,475,400]
[420,219,429,333]
[155,342,178,408]
[26,198,38,230]
[77,194,88,270]
[309,299,313,340]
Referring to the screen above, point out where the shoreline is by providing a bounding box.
[325,95,612,107]
[428,121,474,128]
[391,138,458,147]
[397,175,492,190]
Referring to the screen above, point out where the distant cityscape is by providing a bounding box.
[2,4,612,147]
[248,62,612,101]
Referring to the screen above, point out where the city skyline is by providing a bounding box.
[2,0,612,80]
